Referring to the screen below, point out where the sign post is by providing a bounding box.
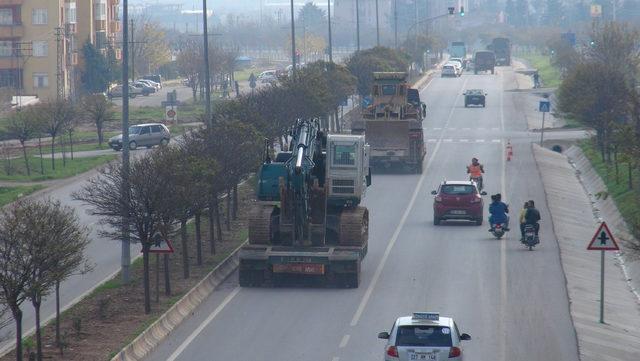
[587,221,619,324]
[539,98,550,146]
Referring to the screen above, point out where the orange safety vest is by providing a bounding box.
[468,164,483,178]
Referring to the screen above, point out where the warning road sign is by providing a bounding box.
[587,222,619,251]
[147,233,174,254]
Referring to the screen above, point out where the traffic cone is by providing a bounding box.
[506,141,513,161]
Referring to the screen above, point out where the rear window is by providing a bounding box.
[441,185,475,195]
[396,326,453,347]
[443,66,454,70]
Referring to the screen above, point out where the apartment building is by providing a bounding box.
[0,0,120,101]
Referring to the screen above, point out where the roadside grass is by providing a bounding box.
[0,154,116,182]
[0,179,253,361]
[520,54,562,88]
[579,139,640,234]
[0,185,44,206]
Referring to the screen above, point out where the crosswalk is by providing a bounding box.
[427,138,502,143]
[430,127,500,131]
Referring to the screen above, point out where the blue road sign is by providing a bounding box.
[539,99,551,112]
[362,96,373,108]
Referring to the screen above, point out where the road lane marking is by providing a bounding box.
[491,139,501,143]
[459,139,469,142]
[443,139,453,142]
[462,127,471,130]
[332,357,340,361]
[433,127,442,130]
[339,334,350,348]
[350,76,470,327]
[427,139,437,143]
[167,287,241,361]
[476,139,485,143]
[499,71,508,361]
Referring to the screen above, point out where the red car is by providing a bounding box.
[431,180,486,225]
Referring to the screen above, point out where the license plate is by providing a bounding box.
[451,210,466,215]
[410,353,435,360]
[272,263,325,275]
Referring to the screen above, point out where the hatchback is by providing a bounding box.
[463,89,487,107]
[379,312,471,361]
[431,181,486,225]
[441,64,458,77]
[108,123,170,151]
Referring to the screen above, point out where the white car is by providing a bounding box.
[137,79,161,90]
[447,60,463,76]
[449,57,465,70]
[258,70,277,84]
[378,312,471,360]
[441,64,458,77]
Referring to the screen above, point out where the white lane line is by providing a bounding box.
[449,127,457,130]
[492,127,500,131]
[427,139,437,143]
[462,127,471,130]
[499,71,508,361]
[476,139,485,143]
[167,287,241,361]
[443,139,453,143]
[350,76,470,327]
[433,127,442,130]
[332,357,340,361]
[339,334,351,348]
[459,139,469,142]
[491,139,501,143]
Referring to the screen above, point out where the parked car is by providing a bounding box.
[107,84,141,99]
[141,74,163,88]
[137,79,161,90]
[463,89,487,107]
[431,180,486,225]
[108,123,171,151]
[132,81,156,95]
[258,70,277,84]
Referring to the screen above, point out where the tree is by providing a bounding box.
[5,108,37,176]
[38,100,75,170]
[548,38,581,76]
[543,0,563,26]
[176,41,202,100]
[346,47,410,96]
[82,94,114,147]
[297,2,326,36]
[80,41,111,95]
[74,153,174,314]
[585,21,640,83]
[514,0,530,27]
[132,16,172,75]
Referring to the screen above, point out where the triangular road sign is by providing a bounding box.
[147,235,174,254]
[587,222,619,251]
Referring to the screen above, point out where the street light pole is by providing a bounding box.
[328,0,333,62]
[202,0,212,125]
[121,0,131,284]
[290,0,297,77]
[356,0,360,51]
[394,0,398,49]
[375,0,380,46]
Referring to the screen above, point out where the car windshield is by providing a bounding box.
[332,144,356,166]
[396,326,453,347]
[128,126,142,135]
[381,85,397,96]
[441,185,475,195]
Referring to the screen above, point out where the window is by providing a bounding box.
[332,144,356,166]
[94,1,107,20]
[128,126,142,135]
[0,9,13,25]
[0,41,12,57]
[381,84,396,96]
[150,125,162,133]
[65,3,77,24]
[32,9,48,25]
[395,326,453,347]
[440,185,475,195]
[33,73,48,88]
[139,127,151,135]
[32,41,48,57]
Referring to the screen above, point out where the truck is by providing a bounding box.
[473,51,496,74]
[352,72,426,173]
[489,37,511,66]
[450,41,467,59]
[239,118,371,288]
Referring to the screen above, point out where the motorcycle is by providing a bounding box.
[522,224,539,250]
[470,176,483,191]
[490,222,507,239]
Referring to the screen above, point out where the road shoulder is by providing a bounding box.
[534,144,640,361]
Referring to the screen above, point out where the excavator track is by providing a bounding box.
[248,204,276,245]
[338,207,369,246]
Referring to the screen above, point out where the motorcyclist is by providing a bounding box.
[466,158,484,190]
[524,199,541,237]
[519,201,530,242]
[489,193,509,231]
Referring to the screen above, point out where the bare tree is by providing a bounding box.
[82,94,114,147]
[40,100,76,170]
[176,41,202,100]
[5,108,37,176]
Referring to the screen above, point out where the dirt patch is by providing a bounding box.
[1,180,255,361]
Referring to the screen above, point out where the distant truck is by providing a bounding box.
[489,37,511,66]
[352,72,426,173]
[473,51,495,74]
[450,41,467,59]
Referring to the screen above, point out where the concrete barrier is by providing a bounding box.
[111,241,246,361]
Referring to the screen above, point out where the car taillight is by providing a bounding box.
[449,346,462,358]
[470,195,481,203]
[435,196,443,202]
[386,346,399,358]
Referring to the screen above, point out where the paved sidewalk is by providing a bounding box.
[534,144,640,361]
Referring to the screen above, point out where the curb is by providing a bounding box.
[111,240,246,361]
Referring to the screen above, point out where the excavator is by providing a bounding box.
[239,118,371,288]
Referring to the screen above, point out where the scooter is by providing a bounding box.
[490,223,507,239]
[522,224,540,250]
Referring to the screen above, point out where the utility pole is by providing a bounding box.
[414,0,418,57]
[328,0,333,62]
[202,0,212,125]
[121,0,132,284]
[130,19,135,82]
[394,0,399,49]
[375,0,380,46]
[356,0,360,51]
[290,0,297,77]
[55,27,65,100]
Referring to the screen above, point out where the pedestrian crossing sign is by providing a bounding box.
[587,222,619,251]
[539,100,551,113]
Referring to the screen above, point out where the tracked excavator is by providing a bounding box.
[239,118,371,288]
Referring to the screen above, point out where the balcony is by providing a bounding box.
[0,57,19,70]
[0,24,24,38]
[109,20,120,33]
[94,20,106,31]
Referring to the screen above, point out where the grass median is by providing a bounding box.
[520,54,562,88]
[0,185,45,206]
[0,154,116,182]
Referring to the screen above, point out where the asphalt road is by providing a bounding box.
[145,67,581,361]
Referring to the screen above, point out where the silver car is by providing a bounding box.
[108,123,171,151]
[378,312,471,360]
